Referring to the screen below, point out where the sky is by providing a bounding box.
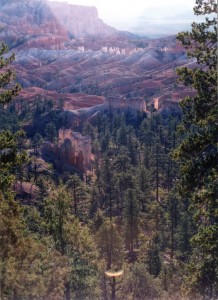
[49,0,197,34]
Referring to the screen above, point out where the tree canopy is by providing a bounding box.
[175,0,218,297]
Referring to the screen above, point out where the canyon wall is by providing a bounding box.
[105,95,147,114]
[154,97,180,111]
[0,0,116,50]
[48,1,116,38]
[154,89,196,111]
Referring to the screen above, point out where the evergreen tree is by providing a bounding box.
[116,114,127,146]
[45,121,57,143]
[100,155,114,219]
[97,220,124,270]
[32,132,43,155]
[66,174,80,215]
[136,166,151,212]
[146,234,162,277]
[0,193,69,299]
[121,262,162,299]
[0,42,20,105]
[175,1,218,297]
[43,185,100,299]
[0,42,24,193]
[0,41,68,299]
[123,189,141,255]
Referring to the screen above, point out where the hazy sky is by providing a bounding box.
[49,0,196,32]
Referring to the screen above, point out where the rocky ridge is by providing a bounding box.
[0,0,116,50]
[13,36,193,111]
[0,0,195,113]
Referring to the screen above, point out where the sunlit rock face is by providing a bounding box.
[105,95,147,115]
[48,1,116,38]
[41,129,92,172]
[0,0,116,49]
[153,89,196,111]
[58,129,92,169]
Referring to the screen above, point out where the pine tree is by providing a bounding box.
[174,1,218,297]
[0,41,68,299]
[43,185,100,299]
[32,132,43,155]
[123,189,140,255]
[66,174,83,216]
[45,121,57,143]
[0,42,23,193]
[0,193,69,299]
[0,42,20,105]
[146,234,162,277]
[97,220,124,270]
[121,262,161,299]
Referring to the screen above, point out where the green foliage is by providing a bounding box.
[175,0,218,297]
[43,185,100,299]
[0,120,27,194]
[32,132,43,154]
[0,42,20,105]
[0,106,20,132]
[45,121,57,143]
[0,40,71,299]
[123,189,141,254]
[67,220,100,300]
[2,2,217,294]
[146,235,162,277]
[0,192,69,299]
[97,220,124,270]
[66,174,84,216]
[0,41,27,194]
[121,262,162,299]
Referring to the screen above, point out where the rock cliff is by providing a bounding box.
[48,1,116,38]
[0,0,116,49]
[105,95,147,115]
[0,0,68,49]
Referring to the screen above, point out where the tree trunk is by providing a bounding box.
[65,282,71,300]
[111,277,116,300]
[156,144,159,203]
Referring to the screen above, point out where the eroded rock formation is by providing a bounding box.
[0,0,116,49]
[0,0,68,49]
[105,95,147,114]
[154,96,180,111]
[153,89,196,111]
[41,129,92,172]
